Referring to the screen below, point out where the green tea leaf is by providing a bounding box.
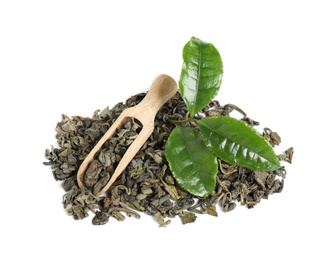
[165,127,218,197]
[198,117,280,171]
[179,37,223,117]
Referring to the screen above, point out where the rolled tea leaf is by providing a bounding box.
[179,37,223,117]
[198,117,280,171]
[165,127,218,197]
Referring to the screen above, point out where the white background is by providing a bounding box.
[1,0,327,259]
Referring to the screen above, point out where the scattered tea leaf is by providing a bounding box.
[206,206,218,217]
[179,211,197,224]
[154,212,171,227]
[92,211,109,225]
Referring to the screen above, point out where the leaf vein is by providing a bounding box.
[202,123,274,164]
[179,129,205,185]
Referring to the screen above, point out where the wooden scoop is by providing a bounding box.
[77,74,178,196]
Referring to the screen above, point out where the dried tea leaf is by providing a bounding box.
[61,121,76,132]
[100,106,110,119]
[61,175,77,192]
[164,184,180,201]
[275,166,287,179]
[206,206,218,217]
[66,205,89,220]
[286,147,294,163]
[58,149,68,157]
[111,211,125,221]
[136,193,147,200]
[93,171,110,195]
[154,212,171,227]
[84,160,102,187]
[111,185,129,201]
[179,211,197,224]
[253,171,269,189]
[141,186,153,195]
[98,149,114,167]
[92,211,109,225]
[263,128,281,147]
[108,207,141,219]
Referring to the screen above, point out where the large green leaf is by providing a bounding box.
[165,127,218,197]
[198,117,280,171]
[179,37,223,117]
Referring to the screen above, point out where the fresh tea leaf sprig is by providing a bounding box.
[179,37,223,118]
[166,37,280,197]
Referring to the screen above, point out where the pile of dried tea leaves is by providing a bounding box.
[44,92,293,227]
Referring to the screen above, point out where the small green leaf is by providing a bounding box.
[179,37,223,117]
[198,117,280,171]
[165,127,218,197]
